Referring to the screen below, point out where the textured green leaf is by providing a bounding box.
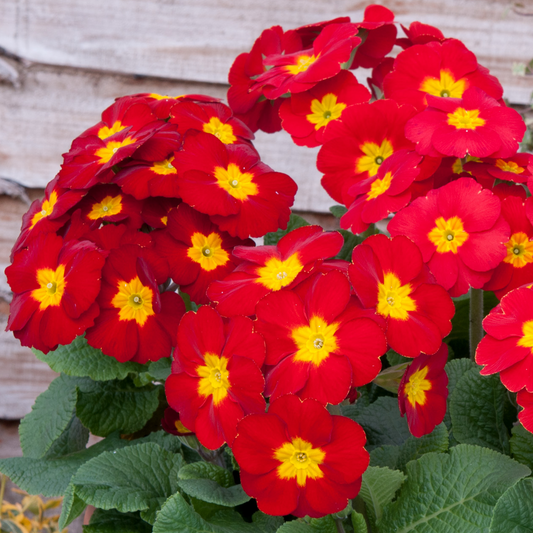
[511,425,533,470]
[0,433,130,497]
[489,478,533,533]
[450,368,511,453]
[153,492,255,533]
[0,520,25,533]
[275,521,312,533]
[335,230,362,261]
[45,416,89,458]
[359,466,406,523]
[76,378,161,437]
[147,357,172,381]
[329,204,347,218]
[135,430,182,454]
[19,374,78,458]
[308,516,337,533]
[351,511,368,533]
[73,442,183,524]
[443,358,475,432]
[83,509,152,533]
[178,479,250,507]
[252,512,284,533]
[379,444,530,533]
[350,397,411,449]
[179,461,234,488]
[264,214,310,246]
[59,483,87,530]
[386,349,410,367]
[33,335,144,381]
[370,446,400,470]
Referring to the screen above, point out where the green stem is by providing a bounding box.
[353,496,371,532]
[335,518,346,533]
[469,288,484,361]
[0,474,6,516]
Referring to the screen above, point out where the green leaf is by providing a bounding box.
[450,367,511,453]
[135,357,172,387]
[33,335,144,381]
[263,214,310,246]
[76,378,161,437]
[73,442,184,524]
[351,511,368,533]
[83,509,152,533]
[335,229,362,261]
[386,349,410,368]
[510,424,533,470]
[308,516,337,533]
[275,521,312,533]
[329,204,347,218]
[153,492,255,533]
[350,397,411,449]
[379,444,531,533]
[178,479,250,507]
[0,433,131,497]
[370,446,401,470]
[135,430,182,454]
[489,478,533,533]
[359,466,406,523]
[178,461,234,488]
[443,358,475,432]
[19,374,78,459]
[45,416,89,458]
[252,512,284,533]
[59,483,87,530]
[0,520,26,533]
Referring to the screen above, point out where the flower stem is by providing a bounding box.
[335,518,346,533]
[469,288,484,361]
[0,474,6,516]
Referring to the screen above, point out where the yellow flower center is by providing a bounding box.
[88,195,123,220]
[30,191,58,229]
[419,69,467,99]
[428,216,469,254]
[255,254,303,291]
[274,437,325,487]
[98,120,126,140]
[447,108,485,130]
[377,272,417,321]
[356,139,394,177]
[31,265,66,310]
[285,54,318,75]
[187,232,229,271]
[495,159,525,174]
[291,315,339,366]
[95,137,137,164]
[367,171,393,201]
[151,156,177,175]
[203,117,237,144]
[404,365,432,406]
[111,276,155,326]
[197,353,230,406]
[504,232,533,268]
[214,163,258,201]
[306,93,346,131]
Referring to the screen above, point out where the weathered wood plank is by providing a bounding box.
[0,0,532,102]
[0,65,332,211]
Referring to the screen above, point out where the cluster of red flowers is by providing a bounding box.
[7,3,533,521]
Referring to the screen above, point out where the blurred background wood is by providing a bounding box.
[0,0,532,427]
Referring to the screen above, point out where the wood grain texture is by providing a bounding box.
[0,64,333,211]
[0,0,532,101]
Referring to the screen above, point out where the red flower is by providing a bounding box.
[207,225,343,317]
[279,70,371,148]
[255,270,387,405]
[349,235,455,357]
[476,286,533,393]
[165,306,265,450]
[318,99,417,205]
[154,203,253,304]
[232,395,369,518]
[463,153,533,186]
[161,407,194,436]
[388,178,510,297]
[85,244,185,364]
[483,195,533,299]
[340,150,422,234]
[398,343,449,437]
[252,23,361,99]
[384,40,502,111]
[405,88,526,159]
[396,21,445,49]
[173,131,297,238]
[6,233,105,353]
[517,389,533,434]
